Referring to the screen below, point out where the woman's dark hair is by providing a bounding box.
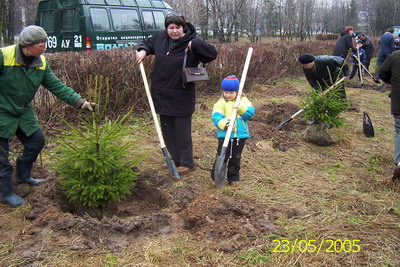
[165,15,186,29]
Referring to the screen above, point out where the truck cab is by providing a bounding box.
[35,0,173,52]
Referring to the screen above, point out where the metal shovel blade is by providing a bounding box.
[161,147,180,179]
[214,147,228,187]
[276,118,293,130]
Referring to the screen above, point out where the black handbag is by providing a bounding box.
[182,48,209,84]
[363,111,374,138]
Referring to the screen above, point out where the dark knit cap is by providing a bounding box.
[298,53,315,64]
[221,75,240,91]
[19,25,47,47]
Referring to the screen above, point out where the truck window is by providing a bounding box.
[153,11,164,29]
[61,9,80,32]
[40,10,55,33]
[142,11,154,30]
[90,8,111,31]
[87,0,106,4]
[105,0,121,4]
[136,0,152,7]
[121,0,137,5]
[152,0,165,8]
[110,9,140,31]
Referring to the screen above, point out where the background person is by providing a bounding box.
[349,40,367,80]
[333,26,357,59]
[135,14,217,174]
[298,53,350,98]
[379,50,400,180]
[377,28,395,67]
[0,25,94,206]
[357,33,374,70]
[211,75,255,187]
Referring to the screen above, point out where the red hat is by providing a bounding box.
[345,26,353,32]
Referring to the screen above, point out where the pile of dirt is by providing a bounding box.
[249,102,306,151]
[7,166,281,254]
[347,81,391,92]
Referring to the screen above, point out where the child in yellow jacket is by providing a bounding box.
[211,75,255,186]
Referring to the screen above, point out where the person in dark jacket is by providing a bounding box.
[298,53,350,98]
[379,51,400,180]
[333,26,357,59]
[357,33,374,70]
[0,26,94,206]
[135,14,217,174]
[378,28,395,67]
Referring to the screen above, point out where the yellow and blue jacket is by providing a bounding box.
[212,96,255,139]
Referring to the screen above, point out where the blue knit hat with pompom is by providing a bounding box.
[221,75,240,91]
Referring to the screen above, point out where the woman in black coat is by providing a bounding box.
[135,14,217,174]
[333,26,356,59]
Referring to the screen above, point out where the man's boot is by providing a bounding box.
[15,159,45,186]
[0,176,24,206]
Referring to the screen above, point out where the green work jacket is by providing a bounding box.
[0,45,83,139]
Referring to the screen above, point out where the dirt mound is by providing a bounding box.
[179,193,280,242]
[347,82,391,92]
[7,166,280,254]
[249,102,306,151]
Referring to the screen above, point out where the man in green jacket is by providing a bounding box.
[0,25,93,206]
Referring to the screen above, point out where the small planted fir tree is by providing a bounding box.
[54,76,140,208]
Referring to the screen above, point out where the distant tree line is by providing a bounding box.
[165,0,400,41]
[0,0,398,45]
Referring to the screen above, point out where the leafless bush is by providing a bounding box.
[315,34,340,40]
[35,41,335,126]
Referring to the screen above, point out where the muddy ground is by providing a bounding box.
[1,80,398,266]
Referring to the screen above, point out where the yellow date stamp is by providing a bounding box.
[272,239,361,254]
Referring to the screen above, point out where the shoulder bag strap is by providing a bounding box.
[182,48,188,72]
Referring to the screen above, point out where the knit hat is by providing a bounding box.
[345,26,353,32]
[19,25,48,47]
[221,75,240,91]
[298,53,315,64]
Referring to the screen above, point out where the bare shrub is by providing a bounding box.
[315,33,340,40]
[35,41,336,126]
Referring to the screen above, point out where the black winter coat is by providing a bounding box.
[379,51,400,115]
[137,23,217,116]
[303,55,350,96]
[361,36,374,60]
[333,30,356,58]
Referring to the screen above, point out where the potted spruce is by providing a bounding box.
[53,76,141,218]
[302,82,348,146]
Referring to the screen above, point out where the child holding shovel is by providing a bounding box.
[211,75,255,186]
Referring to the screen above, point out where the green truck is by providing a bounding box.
[35,0,173,52]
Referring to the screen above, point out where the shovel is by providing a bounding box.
[214,47,253,187]
[139,62,180,179]
[276,77,346,130]
[351,54,380,84]
[357,47,363,85]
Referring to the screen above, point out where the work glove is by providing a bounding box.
[80,101,96,112]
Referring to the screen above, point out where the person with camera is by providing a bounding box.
[135,14,217,174]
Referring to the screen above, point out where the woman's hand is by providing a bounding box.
[135,50,147,64]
